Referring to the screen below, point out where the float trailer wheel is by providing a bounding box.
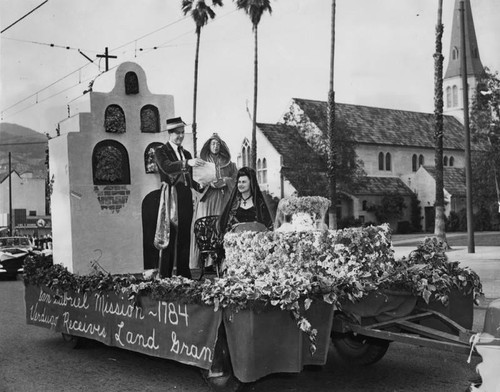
[61,333,82,349]
[332,332,390,366]
[200,369,242,392]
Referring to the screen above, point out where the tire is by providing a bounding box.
[200,369,242,392]
[332,333,390,365]
[61,333,82,349]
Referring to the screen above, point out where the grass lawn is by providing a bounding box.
[391,231,500,247]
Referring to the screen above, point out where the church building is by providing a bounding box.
[237,0,486,232]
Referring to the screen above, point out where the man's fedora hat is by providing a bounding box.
[166,117,186,132]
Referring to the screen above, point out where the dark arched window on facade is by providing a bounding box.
[419,154,424,167]
[145,142,163,173]
[140,105,160,133]
[452,47,459,60]
[412,154,418,172]
[362,200,368,211]
[92,140,131,185]
[449,156,454,167]
[378,152,384,171]
[125,72,139,95]
[443,156,448,166]
[385,152,391,171]
[104,104,126,133]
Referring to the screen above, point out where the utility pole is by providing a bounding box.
[459,0,475,253]
[8,152,13,235]
[96,47,117,72]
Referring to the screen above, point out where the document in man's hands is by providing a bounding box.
[193,161,217,186]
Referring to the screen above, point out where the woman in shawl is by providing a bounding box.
[219,167,274,234]
[189,133,238,269]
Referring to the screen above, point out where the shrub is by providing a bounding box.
[397,221,411,234]
[338,216,364,229]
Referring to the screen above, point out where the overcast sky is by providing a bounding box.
[1,0,499,153]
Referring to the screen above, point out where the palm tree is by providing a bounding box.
[234,0,272,169]
[433,0,448,246]
[182,0,223,157]
[327,0,337,229]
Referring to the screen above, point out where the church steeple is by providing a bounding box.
[444,0,484,79]
[443,0,485,121]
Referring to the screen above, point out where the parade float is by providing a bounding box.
[24,195,486,389]
[23,62,495,391]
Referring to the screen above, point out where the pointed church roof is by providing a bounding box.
[257,123,329,197]
[444,0,484,79]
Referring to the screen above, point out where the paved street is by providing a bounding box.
[0,277,484,392]
[1,233,498,391]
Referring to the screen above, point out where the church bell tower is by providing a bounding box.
[443,0,485,122]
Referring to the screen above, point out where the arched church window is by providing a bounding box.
[446,86,452,108]
[449,156,454,167]
[257,159,262,182]
[144,142,163,173]
[452,85,458,107]
[92,140,131,185]
[140,105,160,133]
[378,152,384,171]
[385,152,392,171]
[241,139,251,167]
[452,47,459,60]
[443,156,448,166]
[262,158,267,184]
[412,154,418,172]
[125,72,139,95]
[362,200,368,211]
[104,104,126,133]
[419,154,424,167]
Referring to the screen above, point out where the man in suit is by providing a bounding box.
[154,117,204,278]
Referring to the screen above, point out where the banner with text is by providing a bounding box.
[25,284,222,369]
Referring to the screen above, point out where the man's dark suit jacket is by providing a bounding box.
[154,142,195,278]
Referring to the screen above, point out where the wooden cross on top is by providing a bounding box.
[96,47,117,71]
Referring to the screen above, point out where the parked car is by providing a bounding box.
[0,237,32,278]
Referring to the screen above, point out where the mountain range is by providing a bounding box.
[0,123,48,178]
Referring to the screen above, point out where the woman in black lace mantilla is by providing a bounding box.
[219,167,273,233]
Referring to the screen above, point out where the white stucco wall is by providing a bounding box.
[255,131,282,197]
[0,172,45,217]
[357,144,465,179]
[443,75,479,123]
[50,62,187,275]
[49,135,73,270]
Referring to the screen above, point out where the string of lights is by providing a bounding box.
[1,9,235,123]
[1,36,98,54]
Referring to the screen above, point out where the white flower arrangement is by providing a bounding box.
[275,196,331,232]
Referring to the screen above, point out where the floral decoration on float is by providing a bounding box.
[23,196,484,353]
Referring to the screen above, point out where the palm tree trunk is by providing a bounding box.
[433,0,447,246]
[251,25,258,170]
[192,30,201,157]
[328,0,337,229]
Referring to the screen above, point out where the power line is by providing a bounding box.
[1,36,98,54]
[1,9,236,122]
[1,0,49,34]
[1,15,191,116]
